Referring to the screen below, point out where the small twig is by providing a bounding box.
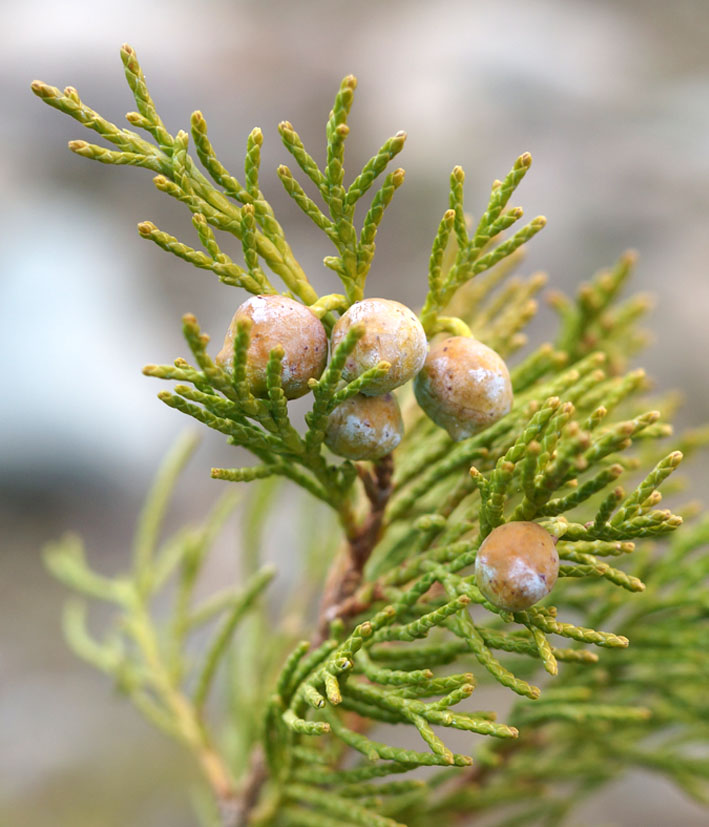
[222,746,268,827]
[316,454,394,641]
[218,796,241,827]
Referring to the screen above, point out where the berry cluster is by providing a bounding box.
[218,295,560,611]
[218,293,513,459]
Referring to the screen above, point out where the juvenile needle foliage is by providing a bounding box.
[34,45,709,827]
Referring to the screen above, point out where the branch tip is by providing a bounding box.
[31,79,58,99]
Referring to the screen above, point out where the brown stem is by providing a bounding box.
[219,746,268,827]
[217,796,241,827]
[316,454,394,641]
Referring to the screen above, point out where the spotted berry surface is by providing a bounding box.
[216,295,328,399]
[331,298,427,395]
[324,393,404,461]
[474,521,559,611]
[414,336,513,441]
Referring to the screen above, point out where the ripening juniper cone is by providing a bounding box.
[474,522,559,611]
[414,336,513,441]
[331,298,427,395]
[324,393,404,461]
[216,295,328,399]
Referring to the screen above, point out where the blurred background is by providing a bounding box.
[3,0,709,824]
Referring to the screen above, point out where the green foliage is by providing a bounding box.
[420,157,546,338]
[34,44,709,827]
[45,433,274,799]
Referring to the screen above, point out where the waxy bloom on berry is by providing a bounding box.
[324,392,404,460]
[474,522,559,611]
[331,298,427,395]
[414,336,513,441]
[216,295,328,399]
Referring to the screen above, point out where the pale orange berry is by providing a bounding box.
[474,522,559,611]
[324,393,404,460]
[216,295,327,399]
[414,336,512,441]
[331,298,427,395]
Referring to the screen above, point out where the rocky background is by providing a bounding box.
[3,1,709,824]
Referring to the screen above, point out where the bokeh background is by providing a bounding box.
[3,0,709,824]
